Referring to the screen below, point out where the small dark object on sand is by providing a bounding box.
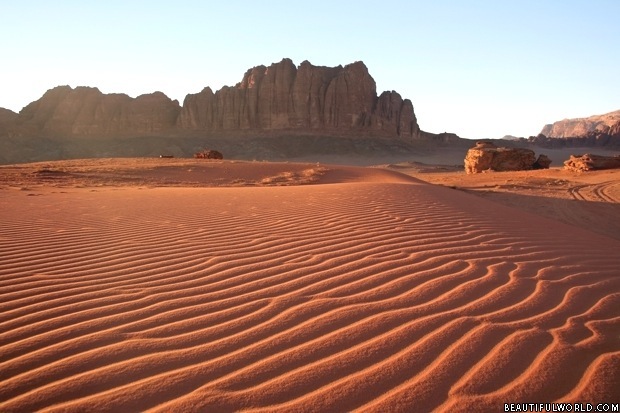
[194,149,224,159]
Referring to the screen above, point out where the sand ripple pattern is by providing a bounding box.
[1,183,619,412]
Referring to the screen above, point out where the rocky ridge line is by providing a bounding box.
[540,110,620,138]
[3,58,419,140]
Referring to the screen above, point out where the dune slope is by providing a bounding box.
[1,164,619,412]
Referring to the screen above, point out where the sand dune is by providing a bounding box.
[397,164,620,241]
[1,159,619,412]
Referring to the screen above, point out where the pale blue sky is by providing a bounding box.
[1,1,618,139]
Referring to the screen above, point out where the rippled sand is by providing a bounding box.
[1,159,619,412]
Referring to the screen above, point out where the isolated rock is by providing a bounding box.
[533,154,552,169]
[464,141,544,173]
[563,154,620,172]
[464,141,496,173]
[194,149,223,159]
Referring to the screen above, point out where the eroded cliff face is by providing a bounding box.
[7,59,419,139]
[177,59,418,137]
[0,108,17,136]
[14,86,181,138]
[608,120,620,137]
[532,110,620,149]
[540,110,620,138]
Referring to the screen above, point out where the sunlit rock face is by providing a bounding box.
[176,58,419,138]
[564,153,620,172]
[540,110,620,138]
[464,141,544,173]
[9,59,420,140]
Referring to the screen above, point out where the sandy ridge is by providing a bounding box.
[1,161,619,412]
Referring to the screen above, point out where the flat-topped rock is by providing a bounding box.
[464,142,549,173]
[564,153,620,172]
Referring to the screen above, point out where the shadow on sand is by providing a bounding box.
[455,188,620,241]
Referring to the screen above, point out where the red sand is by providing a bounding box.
[1,159,619,412]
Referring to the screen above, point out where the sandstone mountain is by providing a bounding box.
[14,87,181,138]
[0,59,449,164]
[4,59,419,141]
[0,108,17,136]
[540,109,620,138]
[524,109,620,150]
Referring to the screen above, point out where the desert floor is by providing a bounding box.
[385,162,620,241]
[1,158,619,412]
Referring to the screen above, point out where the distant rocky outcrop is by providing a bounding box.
[523,110,620,150]
[464,141,550,174]
[194,149,223,159]
[540,110,620,138]
[564,154,620,172]
[4,59,419,141]
[528,125,620,149]
[12,86,181,138]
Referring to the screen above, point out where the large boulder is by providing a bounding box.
[563,154,620,172]
[533,154,552,169]
[464,141,545,174]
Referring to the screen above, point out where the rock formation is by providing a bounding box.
[0,108,17,136]
[194,149,223,159]
[533,154,552,169]
[0,108,17,122]
[529,110,620,149]
[464,141,549,174]
[608,120,620,137]
[177,59,418,137]
[529,123,620,149]
[564,154,620,172]
[4,59,420,141]
[12,86,181,138]
[540,110,620,138]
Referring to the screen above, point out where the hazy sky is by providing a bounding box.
[1,0,619,140]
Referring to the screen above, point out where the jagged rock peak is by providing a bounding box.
[177,58,418,137]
